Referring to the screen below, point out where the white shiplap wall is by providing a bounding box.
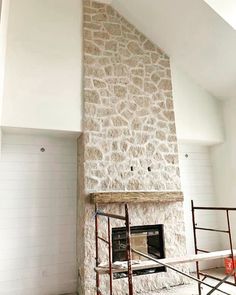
[179,144,222,271]
[0,133,77,295]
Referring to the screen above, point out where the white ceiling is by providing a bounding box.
[204,0,236,30]
[112,0,236,99]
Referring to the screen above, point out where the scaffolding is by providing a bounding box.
[95,203,133,295]
[192,200,236,294]
[94,201,236,295]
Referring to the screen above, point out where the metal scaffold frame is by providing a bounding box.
[94,201,236,295]
[95,203,133,295]
[191,200,236,294]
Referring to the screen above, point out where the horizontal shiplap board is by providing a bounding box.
[0,161,77,172]
[0,262,77,281]
[0,188,76,198]
[0,153,77,163]
[0,238,77,252]
[0,215,76,229]
[0,133,77,294]
[0,197,77,209]
[179,144,221,271]
[0,207,76,218]
[179,152,211,161]
[0,252,76,271]
[1,284,77,295]
[0,181,76,191]
[0,273,77,291]
[1,142,76,153]
[0,171,77,181]
[178,144,209,153]
[0,224,76,239]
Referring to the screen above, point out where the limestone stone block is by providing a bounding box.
[104,22,121,35]
[129,146,144,158]
[156,130,166,141]
[132,76,143,88]
[84,118,100,131]
[111,152,125,162]
[151,73,160,83]
[111,116,128,126]
[107,129,122,138]
[105,40,117,51]
[131,68,144,77]
[94,31,110,39]
[84,90,100,104]
[85,41,101,55]
[114,85,127,97]
[85,147,103,161]
[127,41,144,55]
[159,79,172,91]
[143,39,156,51]
[127,178,141,190]
[144,82,157,93]
[92,13,107,22]
[91,1,105,9]
[85,176,98,189]
[93,79,106,88]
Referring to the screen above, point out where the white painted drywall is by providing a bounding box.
[211,98,236,247]
[179,144,222,271]
[1,0,82,132]
[0,0,10,119]
[171,62,224,145]
[0,133,77,294]
[0,0,10,153]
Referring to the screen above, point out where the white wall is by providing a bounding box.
[0,0,10,152]
[171,61,224,145]
[179,144,222,271]
[0,132,77,294]
[1,0,82,132]
[211,98,236,247]
[211,98,236,206]
[172,63,226,261]
[0,0,10,119]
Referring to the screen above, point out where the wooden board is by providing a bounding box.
[90,191,184,204]
[95,249,236,275]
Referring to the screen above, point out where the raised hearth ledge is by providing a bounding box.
[90,191,183,204]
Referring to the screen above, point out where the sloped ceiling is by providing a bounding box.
[112,0,236,99]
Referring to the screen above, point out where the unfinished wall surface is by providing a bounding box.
[78,1,187,294]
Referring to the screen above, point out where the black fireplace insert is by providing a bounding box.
[112,224,166,278]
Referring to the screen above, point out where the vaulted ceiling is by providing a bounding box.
[112,0,236,99]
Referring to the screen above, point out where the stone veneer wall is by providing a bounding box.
[77,1,187,294]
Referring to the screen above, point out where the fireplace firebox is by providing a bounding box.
[112,224,166,278]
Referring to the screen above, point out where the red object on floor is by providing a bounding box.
[224,258,236,275]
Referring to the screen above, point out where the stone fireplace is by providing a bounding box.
[77,1,188,294]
